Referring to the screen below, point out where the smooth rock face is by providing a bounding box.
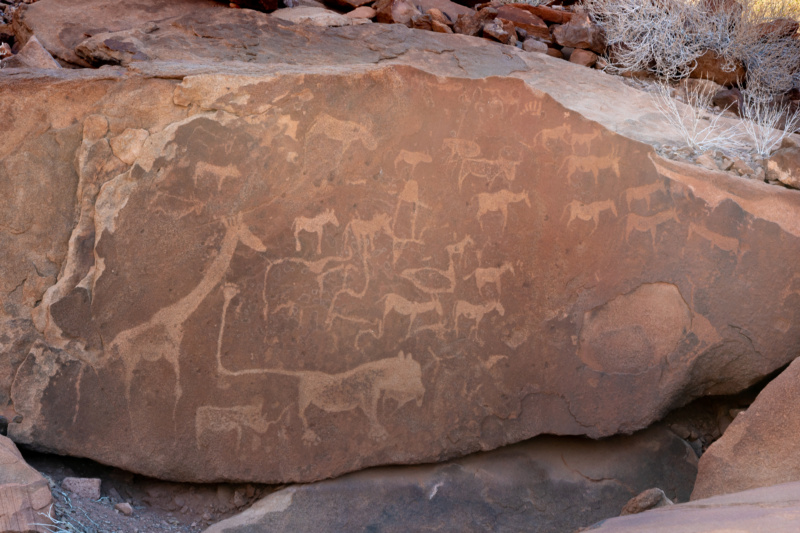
[692,358,800,500]
[0,436,53,533]
[204,427,697,533]
[3,0,800,485]
[587,481,800,532]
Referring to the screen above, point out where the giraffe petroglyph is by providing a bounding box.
[108,214,267,420]
[475,190,531,231]
[292,209,339,254]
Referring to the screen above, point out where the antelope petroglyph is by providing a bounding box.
[306,114,377,153]
[563,199,618,232]
[293,209,339,254]
[464,262,515,296]
[625,209,680,244]
[380,293,444,337]
[400,235,474,295]
[475,190,531,231]
[624,182,665,211]
[454,300,505,338]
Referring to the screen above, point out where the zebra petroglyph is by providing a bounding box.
[563,199,618,232]
[454,300,505,338]
[293,209,339,254]
[475,190,531,231]
[464,263,515,296]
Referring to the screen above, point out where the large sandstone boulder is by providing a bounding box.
[587,481,800,532]
[0,435,53,532]
[2,0,800,484]
[692,357,800,500]
[204,426,697,533]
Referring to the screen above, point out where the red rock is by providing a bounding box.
[689,50,745,87]
[410,12,433,30]
[482,18,512,44]
[346,5,377,18]
[0,435,53,533]
[453,6,496,36]
[545,46,562,58]
[496,5,550,41]
[431,19,452,32]
[230,0,279,12]
[413,0,471,23]
[374,0,420,25]
[569,48,597,67]
[0,35,60,69]
[766,147,800,188]
[322,0,374,12]
[509,3,572,24]
[620,488,673,515]
[712,87,742,114]
[551,13,605,54]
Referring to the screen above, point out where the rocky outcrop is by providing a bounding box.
[0,435,53,533]
[691,358,800,500]
[204,426,697,533]
[2,0,800,485]
[587,481,800,532]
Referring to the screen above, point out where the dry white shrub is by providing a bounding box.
[652,81,746,152]
[739,92,800,157]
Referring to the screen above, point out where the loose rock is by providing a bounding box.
[61,477,102,500]
[551,12,605,54]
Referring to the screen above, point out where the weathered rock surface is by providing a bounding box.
[2,0,800,485]
[0,435,53,532]
[767,146,800,189]
[204,427,697,533]
[587,481,800,532]
[692,358,800,500]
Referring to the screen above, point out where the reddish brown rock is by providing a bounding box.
[61,477,102,500]
[569,48,597,67]
[689,50,745,87]
[496,5,550,42]
[322,0,374,12]
[410,12,433,30]
[346,6,377,18]
[206,427,696,533]
[482,18,514,44]
[0,435,53,533]
[712,87,742,114]
[590,482,800,532]
[620,488,673,516]
[413,0,470,23]
[230,0,280,12]
[4,0,800,486]
[510,3,572,24]
[766,147,800,188]
[12,0,223,67]
[756,17,799,39]
[0,36,60,69]
[453,6,496,36]
[692,358,800,500]
[545,46,562,58]
[374,0,420,25]
[551,12,605,54]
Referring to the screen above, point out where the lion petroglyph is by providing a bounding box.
[625,209,680,244]
[293,209,339,254]
[475,190,531,231]
[454,300,505,338]
[563,199,618,232]
[195,401,289,452]
[214,351,425,444]
[464,262,515,296]
[400,235,474,295]
[306,114,377,153]
[380,293,444,337]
